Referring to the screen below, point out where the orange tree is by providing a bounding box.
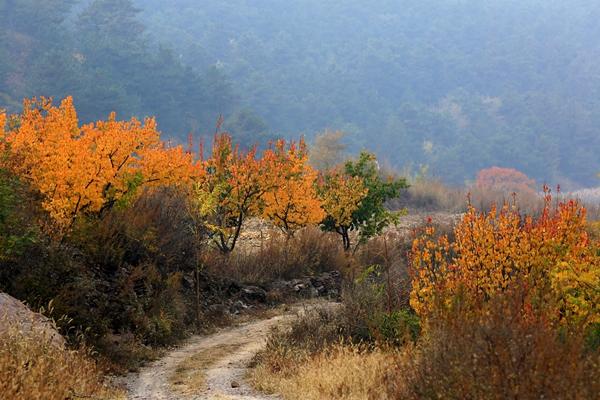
[262,139,324,237]
[194,133,269,253]
[410,189,600,328]
[0,97,199,231]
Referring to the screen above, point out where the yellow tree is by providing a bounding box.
[1,97,199,230]
[262,139,325,237]
[318,170,368,250]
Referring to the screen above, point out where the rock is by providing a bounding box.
[230,300,249,314]
[241,285,267,302]
[0,292,65,348]
[293,282,307,292]
[266,271,342,299]
[231,380,240,388]
[315,285,326,295]
[207,303,228,316]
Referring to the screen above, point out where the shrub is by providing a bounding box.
[340,233,417,344]
[475,166,536,194]
[389,290,600,400]
[471,166,542,214]
[1,188,203,367]
[372,309,420,345]
[410,192,600,327]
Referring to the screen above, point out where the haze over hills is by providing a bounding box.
[1,0,599,186]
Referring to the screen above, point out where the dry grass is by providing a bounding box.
[568,187,600,220]
[248,304,402,400]
[250,344,394,400]
[205,225,347,284]
[468,186,544,215]
[0,315,123,400]
[389,177,465,212]
[251,308,599,400]
[250,277,598,399]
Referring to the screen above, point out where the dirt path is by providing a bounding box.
[126,303,326,400]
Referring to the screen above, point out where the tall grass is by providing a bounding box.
[390,176,466,212]
[251,343,394,400]
[0,315,121,400]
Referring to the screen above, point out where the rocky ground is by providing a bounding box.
[197,270,341,318]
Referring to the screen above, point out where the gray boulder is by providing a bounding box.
[0,292,65,348]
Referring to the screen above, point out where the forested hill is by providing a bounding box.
[1,0,599,186]
[135,0,600,186]
[0,0,236,141]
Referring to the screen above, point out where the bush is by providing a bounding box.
[372,309,420,345]
[410,194,600,327]
[339,233,418,344]
[390,291,600,399]
[470,166,543,214]
[1,188,203,367]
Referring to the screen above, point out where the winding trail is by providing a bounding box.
[126,303,327,400]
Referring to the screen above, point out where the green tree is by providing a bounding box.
[321,152,408,249]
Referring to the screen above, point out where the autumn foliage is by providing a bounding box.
[475,166,536,195]
[1,97,399,253]
[0,97,199,229]
[318,172,368,250]
[194,133,266,252]
[262,139,325,237]
[410,188,600,327]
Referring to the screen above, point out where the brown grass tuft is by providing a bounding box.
[388,292,600,399]
[250,344,394,400]
[0,315,123,400]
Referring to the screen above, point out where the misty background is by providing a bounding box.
[1,0,599,187]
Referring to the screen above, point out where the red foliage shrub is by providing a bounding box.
[471,167,541,213]
[475,166,536,194]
